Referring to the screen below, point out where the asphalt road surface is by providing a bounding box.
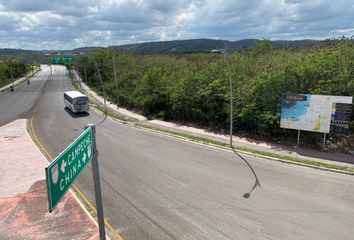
[2,65,354,240]
[0,66,53,126]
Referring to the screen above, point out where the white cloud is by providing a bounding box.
[0,0,353,50]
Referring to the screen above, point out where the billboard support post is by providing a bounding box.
[86,124,106,240]
[322,133,326,152]
[297,130,300,147]
[45,125,106,239]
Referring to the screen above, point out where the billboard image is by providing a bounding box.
[280,94,352,135]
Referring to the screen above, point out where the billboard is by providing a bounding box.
[280,94,352,135]
[21,58,34,64]
[35,58,49,64]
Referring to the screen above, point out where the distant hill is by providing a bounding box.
[0,48,37,56]
[0,39,322,56]
[40,46,103,54]
[112,38,322,53]
[271,39,322,47]
[0,46,103,56]
[71,46,103,53]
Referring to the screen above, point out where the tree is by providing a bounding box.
[255,37,274,52]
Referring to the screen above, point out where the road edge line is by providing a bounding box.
[23,120,104,233]
[27,108,123,239]
[135,125,354,175]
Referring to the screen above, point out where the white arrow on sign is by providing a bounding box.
[82,152,87,163]
[61,160,67,173]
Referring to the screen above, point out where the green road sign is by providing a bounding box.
[64,57,76,62]
[51,57,63,63]
[45,127,93,212]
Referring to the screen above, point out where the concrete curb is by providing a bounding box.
[135,125,354,176]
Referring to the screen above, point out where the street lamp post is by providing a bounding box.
[84,62,88,84]
[84,53,107,115]
[112,55,119,110]
[10,55,14,88]
[74,62,82,92]
[212,42,233,148]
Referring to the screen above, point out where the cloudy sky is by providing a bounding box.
[0,0,353,50]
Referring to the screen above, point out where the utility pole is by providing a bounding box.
[10,55,14,87]
[211,43,233,148]
[84,62,88,84]
[85,53,107,114]
[75,63,82,92]
[112,55,119,109]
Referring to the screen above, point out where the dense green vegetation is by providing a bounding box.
[74,36,354,138]
[0,53,47,88]
[0,58,32,88]
[1,37,352,145]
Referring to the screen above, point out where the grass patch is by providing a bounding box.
[135,123,229,147]
[135,123,353,174]
[94,105,127,123]
[72,81,78,91]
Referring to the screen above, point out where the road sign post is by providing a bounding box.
[45,126,93,212]
[45,124,106,240]
[86,124,106,240]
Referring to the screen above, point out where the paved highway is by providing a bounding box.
[0,66,54,126]
[2,65,354,240]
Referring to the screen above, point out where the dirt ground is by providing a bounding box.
[238,129,354,155]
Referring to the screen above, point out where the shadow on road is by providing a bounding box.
[64,107,90,118]
[232,149,261,199]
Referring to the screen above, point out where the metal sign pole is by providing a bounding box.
[297,130,300,147]
[322,133,326,152]
[86,124,106,240]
